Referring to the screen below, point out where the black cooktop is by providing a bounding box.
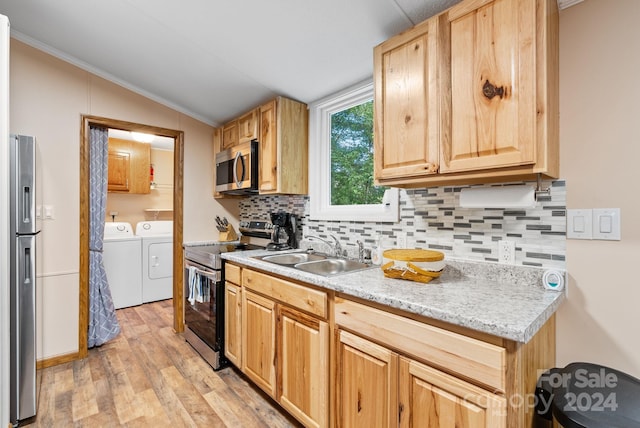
[184,242,264,268]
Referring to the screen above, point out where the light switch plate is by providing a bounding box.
[567,209,592,239]
[592,208,620,240]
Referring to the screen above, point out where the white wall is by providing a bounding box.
[558,0,640,376]
[9,40,239,361]
[0,13,10,428]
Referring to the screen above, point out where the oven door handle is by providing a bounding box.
[185,262,221,282]
[194,268,219,281]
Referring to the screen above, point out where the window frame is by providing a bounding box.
[308,80,399,222]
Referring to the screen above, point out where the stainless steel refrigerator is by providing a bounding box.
[9,134,39,425]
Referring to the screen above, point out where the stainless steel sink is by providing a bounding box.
[258,252,327,265]
[293,258,373,276]
[255,251,374,276]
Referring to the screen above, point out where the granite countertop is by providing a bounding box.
[219,248,565,343]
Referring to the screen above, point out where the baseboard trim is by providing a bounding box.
[37,351,80,369]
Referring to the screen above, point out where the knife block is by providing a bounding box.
[218,224,239,242]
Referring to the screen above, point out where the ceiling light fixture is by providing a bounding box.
[131,131,154,143]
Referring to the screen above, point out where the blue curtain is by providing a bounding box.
[87,125,120,347]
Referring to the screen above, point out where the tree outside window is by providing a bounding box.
[330,100,385,205]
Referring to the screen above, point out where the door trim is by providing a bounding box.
[79,115,184,358]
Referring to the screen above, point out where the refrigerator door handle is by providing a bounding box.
[22,186,32,225]
[23,246,32,283]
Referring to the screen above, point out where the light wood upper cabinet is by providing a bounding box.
[238,108,259,144]
[222,120,239,149]
[374,0,559,187]
[441,0,536,173]
[107,151,130,192]
[374,15,440,182]
[107,138,150,194]
[259,97,308,195]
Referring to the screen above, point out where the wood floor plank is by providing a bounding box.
[30,299,299,427]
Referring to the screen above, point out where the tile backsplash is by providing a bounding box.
[239,180,566,269]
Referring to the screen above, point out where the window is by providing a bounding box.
[309,80,399,221]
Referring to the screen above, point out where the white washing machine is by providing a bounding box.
[103,222,143,309]
[136,220,173,303]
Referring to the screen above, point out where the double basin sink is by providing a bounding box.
[255,251,374,277]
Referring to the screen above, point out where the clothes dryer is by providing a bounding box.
[136,221,173,303]
[103,222,143,309]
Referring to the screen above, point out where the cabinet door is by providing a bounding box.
[238,108,259,144]
[337,330,398,428]
[108,151,130,191]
[398,357,506,428]
[374,16,440,181]
[259,99,278,193]
[107,138,151,194]
[278,306,329,428]
[441,0,536,173]
[242,289,276,397]
[224,282,242,367]
[222,120,239,149]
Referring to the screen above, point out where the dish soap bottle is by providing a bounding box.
[371,235,383,266]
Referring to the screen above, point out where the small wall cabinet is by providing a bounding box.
[107,151,130,192]
[238,108,260,144]
[107,138,150,194]
[221,120,238,150]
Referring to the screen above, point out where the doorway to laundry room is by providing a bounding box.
[79,115,185,359]
[104,128,175,311]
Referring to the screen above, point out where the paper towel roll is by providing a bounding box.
[459,185,536,208]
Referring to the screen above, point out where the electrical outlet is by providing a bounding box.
[498,240,516,265]
[396,232,407,248]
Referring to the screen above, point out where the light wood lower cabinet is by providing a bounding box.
[279,306,329,428]
[224,264,554,428]
[337,330,398,428]
[230,265,330,427]
[398,357,506,427]
[337,330,506,428]
[224,281,242,367]
[242,289,277,398]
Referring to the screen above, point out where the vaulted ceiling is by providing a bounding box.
[0,0,462,126]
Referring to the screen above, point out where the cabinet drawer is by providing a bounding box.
[225,263,241,285]
[334,297,506,392]
[243,269,327,319]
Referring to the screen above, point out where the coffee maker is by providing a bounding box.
[266,211,298,251]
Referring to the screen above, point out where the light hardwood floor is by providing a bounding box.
[30,299,301,427]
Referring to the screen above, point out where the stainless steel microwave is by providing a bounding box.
[215,140,259,195]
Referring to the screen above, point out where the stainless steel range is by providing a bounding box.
[183,242,261,370]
